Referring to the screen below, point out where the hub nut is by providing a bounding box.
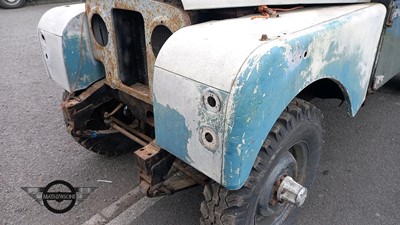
[277,176,307,207]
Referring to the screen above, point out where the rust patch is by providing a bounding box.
[85,0,191,104]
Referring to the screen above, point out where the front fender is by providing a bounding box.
[38,4,105,92]
[223,4,386,189]
[154,3,386,190]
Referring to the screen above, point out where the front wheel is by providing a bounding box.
[0,0,25,9]
[200,99,323,225]
[62,91,139,156]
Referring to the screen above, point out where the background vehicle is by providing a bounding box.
[38,0,400,224]
[0,0,25,9]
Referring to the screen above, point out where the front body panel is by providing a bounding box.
[372,0,400,89]
[181,0,371,10]
[85,0,190,104]
[154,4,386,189]
[38,4,105,92]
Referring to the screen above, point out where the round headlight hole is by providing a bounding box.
[151,25,172,57]
[91,14,108,47]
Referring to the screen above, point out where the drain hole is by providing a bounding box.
[304,51,308,58]
[41,34,45,41]
[205,132,213,143]
[45,54,48,59]
[207,96,216,107]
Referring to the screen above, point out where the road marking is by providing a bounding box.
[81,186,163,225]
[107,196,164,225]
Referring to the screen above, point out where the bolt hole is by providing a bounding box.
[147,153,152,156]
[205,132,213,143]
[146,110,154,126]
[303,51,308,58]
[207,96,217,108]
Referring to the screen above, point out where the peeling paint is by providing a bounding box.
[154,4,386,190]
[153,96,193,163]
[373,75,385,90]
[63,13,105,91]
[86,0,191,104]
[38,4,105,92]
[222,4,386,189]
[153,67,229,182]
[372,1,400,90]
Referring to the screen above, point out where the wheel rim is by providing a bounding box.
[255,141,309,225]
[3,0,20,5]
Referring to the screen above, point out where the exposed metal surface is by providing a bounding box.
[372,0,400,90]
[135,142,164,175]
[61,80,113,134]
[85,0,191,104]
[153,68,229,184]
[110,123,148,146]
[277,176,308,207]
[181,0,371,10]
[38,4,105,92]
[154,4,386,189]
[110,116,153,142]
[135,143,207,197]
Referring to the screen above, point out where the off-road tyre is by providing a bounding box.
[200,99,323,225]
[0,0,25,9]
[62,91,139,156]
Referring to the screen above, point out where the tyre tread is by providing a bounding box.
[200,98,323,225]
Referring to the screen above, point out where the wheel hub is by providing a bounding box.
[277,176,308,207]
[256,150,308,224]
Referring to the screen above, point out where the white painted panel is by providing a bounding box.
[37,3,85,36]
[156,4,379,92]
[38,30,69,91]
[181,0,371,10]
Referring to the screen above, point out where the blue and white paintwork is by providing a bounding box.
[372,1,400,90]
[154,3,386,189]
[181,0,371,10]
[38,4,104,92]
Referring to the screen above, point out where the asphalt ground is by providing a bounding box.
[1,3,400,225]
[0,4,139,225]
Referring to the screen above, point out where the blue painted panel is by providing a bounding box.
[153,96,194,163]
[153,68,229,181]
[372,0,400,89]
[62,14,104,92]
[223,10,384,189]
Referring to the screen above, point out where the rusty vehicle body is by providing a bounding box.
[38,0,400,224]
